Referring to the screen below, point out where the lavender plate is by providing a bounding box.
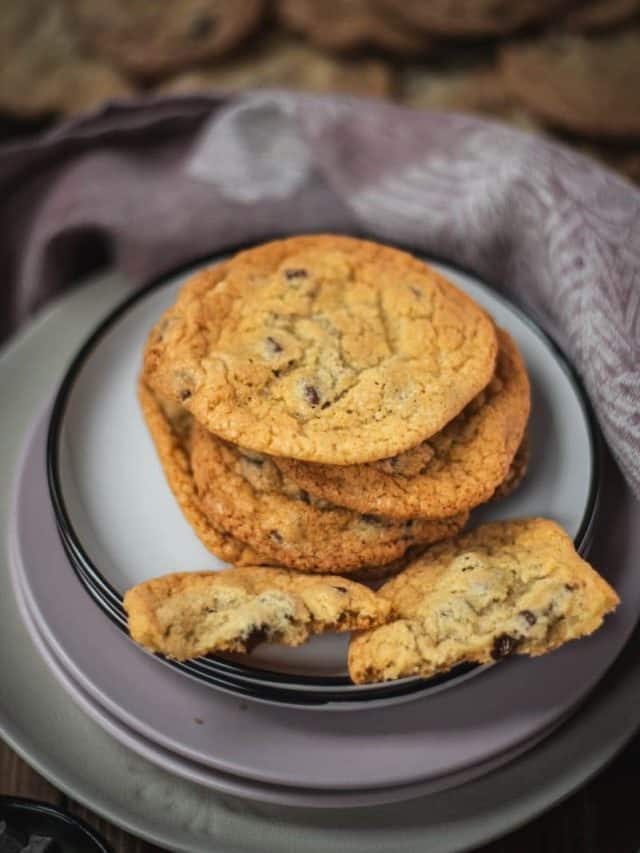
[10,406,637,793]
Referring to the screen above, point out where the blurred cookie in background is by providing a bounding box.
[375,0,574,38]
[401,64,540,131]
[500,29,640,139]
[0,0,134,117]
[276,0,432,54]
[563,0,640,32]
[64,0,265,79]
[157,34,393,99]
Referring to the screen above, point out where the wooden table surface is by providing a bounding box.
[2,732,639,852]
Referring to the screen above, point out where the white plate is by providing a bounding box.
[50,254,598,691]
[2,272,639,852]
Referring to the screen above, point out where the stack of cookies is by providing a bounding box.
[128,235,619,683]
[139,235,530,580]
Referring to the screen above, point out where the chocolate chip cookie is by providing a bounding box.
[190,422,468,573]
[348,519,619,683]
[275,328,530,520]
[65,0,264,79]
[501,30,640,139]
[125,567,391,660]
[143,235,498,465]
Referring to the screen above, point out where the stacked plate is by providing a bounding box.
[9,252,640,809]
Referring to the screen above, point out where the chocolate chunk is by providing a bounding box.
[491,633,519,660]
[299,490,311,504]
[284,268,308,279]
[270,529,283,543]
[520,609,537,626]
[304,385,320,406]
[320,401,331,409]
[178,388,192,401]
[266,336,283,353]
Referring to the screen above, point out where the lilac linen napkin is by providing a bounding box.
[1,90,639,498]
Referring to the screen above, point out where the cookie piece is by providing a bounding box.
[277,0,431,54]
[190,423,468,573]
[0,0,134,117]
[564,0,640,32]
[143,236,498,465]
[377,0,571,37]
[401,66,541,132]
[138,378,261,566]
[65,0,264,79]
[157,34,392,100]
[500,30,640,139]
[348,519,619,684]
[275,328,530,520]
[124,567,391,660]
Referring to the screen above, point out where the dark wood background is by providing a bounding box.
[2,731,639,852]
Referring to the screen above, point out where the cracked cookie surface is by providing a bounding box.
[276,328,530,520]
[348,519,619,683]
[124,567,390,660]
[190,422,468,573]
[143,235,498,464]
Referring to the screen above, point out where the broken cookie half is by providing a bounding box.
[348,519,619,684]
[124,566,390,660]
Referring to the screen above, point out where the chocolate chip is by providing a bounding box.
[304,385,320,406]
[188,14,216,39]
[321,401,331,409]
[272,369,281,377]
[520,610,537,626]
[362,514,382,525]
[491,633,519,660]
[266,336,283,353]
[178,388,192,401]
[332,585,348,594]
[270,529,283,543]
[284,268,308,279]
[299,490,311,504]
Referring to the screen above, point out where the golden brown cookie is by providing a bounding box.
[124,567,391,660]
[0,0,134,117]
[65,0,264,79]
[500,30,640,139]
[138,378,261,566]
[143,236,498,465]
[376,0,572,37]
[348,519,619,684]
[277,0,431,54]
[564,0,640,32]
[156,34,392,100]
[190,422,468,573]
[275,328,530,521]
